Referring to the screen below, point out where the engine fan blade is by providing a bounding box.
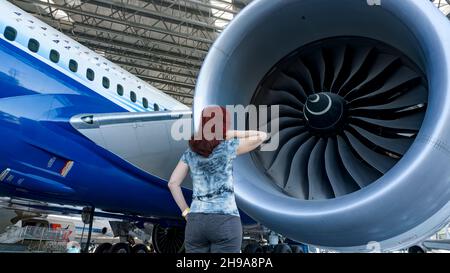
[336,135,382,188]
[259,89,304,109]
[345,53,400,101]
[349,84,427,110]
[331,45,352,92]
[324,137,361,196]
[348,100,426,122]
[302,50,327,91]
[257,126,307,169]
[284,136,317,199]
[259,116,304,133]
[338,46,375,95]
[266,132,311,187]
[329,45,348,92]
[276,104,304,118]
[344,131,397,173]
[321,47,335,91]
[352,111,425,131]
[286,59,315,94]
[349,125,413,155]
[272,72,308,101]
[308,138,335,200]
[348,66,422,103]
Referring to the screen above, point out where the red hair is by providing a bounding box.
[189,106,231,157]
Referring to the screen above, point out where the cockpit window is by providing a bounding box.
[28,39,39,53]
[102,77,110,89]
[153,103,160,111]
[130,91,137,103]
[69,59,78,72]
[4,26,17,41]
[86,68,95,81]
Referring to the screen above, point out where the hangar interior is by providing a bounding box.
[0,0,450,254]
[7,0,252,106]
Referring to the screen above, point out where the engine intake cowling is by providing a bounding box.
[194,0,450,251]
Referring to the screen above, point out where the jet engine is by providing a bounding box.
[194,0,450,251]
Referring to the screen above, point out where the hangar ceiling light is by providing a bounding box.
[38,0,73,22]
[211,0,235,29]
[433,0,450,16]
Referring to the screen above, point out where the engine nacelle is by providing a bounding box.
[194,0,450,251]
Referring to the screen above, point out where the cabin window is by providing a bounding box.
[102,77,110,89]
[86,68,95,81]
[130,91,137,102]
[28,39,39,53]
[153,103,160,111]
[4,26,17,41]
[117,84,124,96]
[142,98,148,109]
[49,49,60,63]
[69,59,78,72]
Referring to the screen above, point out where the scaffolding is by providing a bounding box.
[0,225,71,252]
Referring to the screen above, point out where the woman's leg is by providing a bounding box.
[207,214,242,253]
[184,213,210,253]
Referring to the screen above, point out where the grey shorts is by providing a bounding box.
[184,213,242,253]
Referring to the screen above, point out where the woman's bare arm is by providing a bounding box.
[226,130,263,139]
[167,161,190,216]
[226,130,268,155]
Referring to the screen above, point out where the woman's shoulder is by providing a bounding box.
[224,137,240,149]
[180,147,193,163]
[214,138,239,154]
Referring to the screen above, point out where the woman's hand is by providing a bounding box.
[226,130,268,155]
[182,207,190,221]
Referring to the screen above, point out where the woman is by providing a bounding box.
[168,106,268,253]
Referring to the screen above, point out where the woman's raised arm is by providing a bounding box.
[226,130,268,155]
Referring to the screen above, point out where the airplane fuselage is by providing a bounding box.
[0,2,191,224]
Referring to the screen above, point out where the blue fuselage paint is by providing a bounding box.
[0,36,188,221]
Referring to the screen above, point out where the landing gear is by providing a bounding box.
[132,243,151,253]
[109,242,131,253]
[152,224,185,253]
[262,245,275,253]
[243,243,263,253]
[94,242,150,253]
[80,206,95,253]
[290,244,305,253]
[273,243,292,253]
[244,243,303,253]
[408,245,426,253]
[79,213,156,254]
[94,243,112,253]
[241,227,308,254]
[101,221,154,254]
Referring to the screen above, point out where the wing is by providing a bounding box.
[70,110,193,188]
